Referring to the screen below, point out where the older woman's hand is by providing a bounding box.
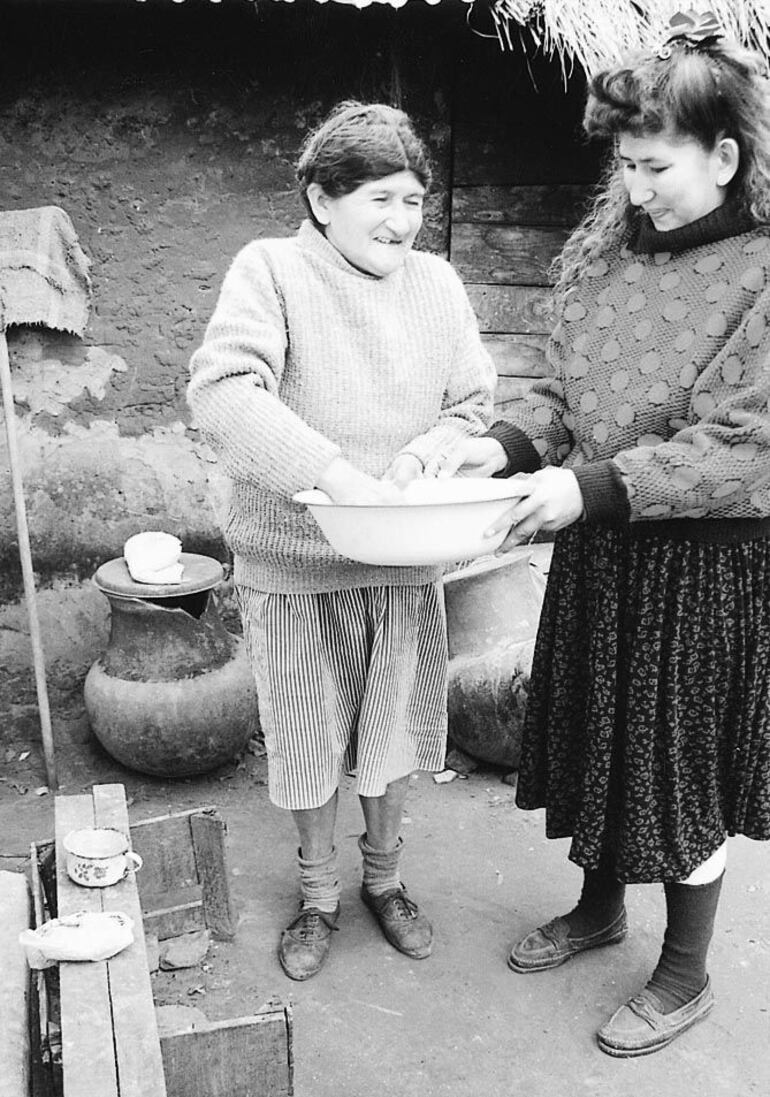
[423,437,507,479]
[487,468,585,550]
[382,453,424,489]
[315,456,402,505]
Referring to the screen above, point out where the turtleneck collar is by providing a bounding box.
[297,218,400,281]
[631,201,757,255]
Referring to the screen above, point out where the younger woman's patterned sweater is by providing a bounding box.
[489,205,770,528]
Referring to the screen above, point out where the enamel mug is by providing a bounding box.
[63,827,143,888]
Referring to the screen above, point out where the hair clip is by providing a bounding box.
[656,9,723,60]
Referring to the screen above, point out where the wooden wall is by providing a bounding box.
[448,43,604,415]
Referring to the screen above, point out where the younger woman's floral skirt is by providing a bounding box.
[516,520,770,883]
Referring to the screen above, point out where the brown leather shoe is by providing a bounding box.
[507,908,627,973]
[597,977,714,1057]
[361,885,433,959]
[278,904,340,981]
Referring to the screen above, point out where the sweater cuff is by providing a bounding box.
[485,421,541,477]
[573,461,631,525]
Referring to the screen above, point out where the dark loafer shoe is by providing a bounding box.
[278,904,340,981]
[361,885,433,959]
[597,977,714,1057]
[507,908,627,973]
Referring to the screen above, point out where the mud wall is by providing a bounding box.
[0,0,463,735]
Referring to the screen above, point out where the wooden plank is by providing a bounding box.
[29,843,55,1097]
[130,813,199,899]
[92,784,166,1097]
[190,811,237,941]
[482,334,550,379]
[142,893,206,942]
[160,1009,293,1097]
[55,794,119,1097]
[452,184,591,227]
[453,121,601,186]
[28,844,49,1095]
[496,396,530,418]
[467,284,553,335]
[0,870,31,1097]
[494,375,543,410]
[31,839,57,919]
[451,223,568,285]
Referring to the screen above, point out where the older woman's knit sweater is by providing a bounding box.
[188,221,495,593]
[489,205,770,530]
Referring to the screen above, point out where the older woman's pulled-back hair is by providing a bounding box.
[296,101,432,223]
[553,32,770,302]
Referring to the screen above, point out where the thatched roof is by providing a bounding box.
[460,1,770,74]
[142,0,770,78]
[268,0,768,77]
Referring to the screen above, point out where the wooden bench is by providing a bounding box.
[54,783,167,1097]
[32,784,294,1097]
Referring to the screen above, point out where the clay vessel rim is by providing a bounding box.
[443,548,533,584]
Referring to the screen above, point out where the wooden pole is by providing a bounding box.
[0,331,57,789]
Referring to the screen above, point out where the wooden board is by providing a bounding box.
[55,785,166,1097]
[451,222,569,285]
[131,807,235,941]
[142,888,206,942]
[28,847,51,1097]
[452,184,591,227]
[55,795,119,1097]
[190,811,237,941]
[131,813,200,900]
[452,121,601,187]
[482,334,549,379]
[494,375,543,412]
[160,1009,294,1097]
[92,785,167,1097]
[467,284,553,335]
[0,871,31,1097]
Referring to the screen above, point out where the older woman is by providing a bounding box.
[188,101,495,981]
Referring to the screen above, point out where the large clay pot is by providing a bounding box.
[84,554,258,777]
[444,549,546,769]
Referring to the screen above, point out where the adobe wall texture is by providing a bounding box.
[0,1,461,731]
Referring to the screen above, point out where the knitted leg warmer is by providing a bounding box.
[358,833,403,897]
[298,846,340,914]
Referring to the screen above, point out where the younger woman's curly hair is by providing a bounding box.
[296,101,432,224]
[552,36,770,305]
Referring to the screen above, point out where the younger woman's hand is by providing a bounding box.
[423,437,507,479]
[486,467,585,550]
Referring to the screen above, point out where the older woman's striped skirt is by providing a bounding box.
[516,520,770,884]
[238,582,447,810]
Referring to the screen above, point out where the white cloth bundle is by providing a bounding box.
[19,911,134,969]
[124,531,184,584]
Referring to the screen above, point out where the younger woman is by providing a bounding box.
[437,14,770,1056]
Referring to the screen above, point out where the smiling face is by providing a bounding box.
[307,170,425,277]
[618,130,739,231]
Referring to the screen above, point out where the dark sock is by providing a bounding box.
[647,872,724,1014]
[563,854,626,938]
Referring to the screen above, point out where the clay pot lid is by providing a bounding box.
[92,553,225,599]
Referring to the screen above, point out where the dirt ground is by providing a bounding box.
[2,722,769,1097]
